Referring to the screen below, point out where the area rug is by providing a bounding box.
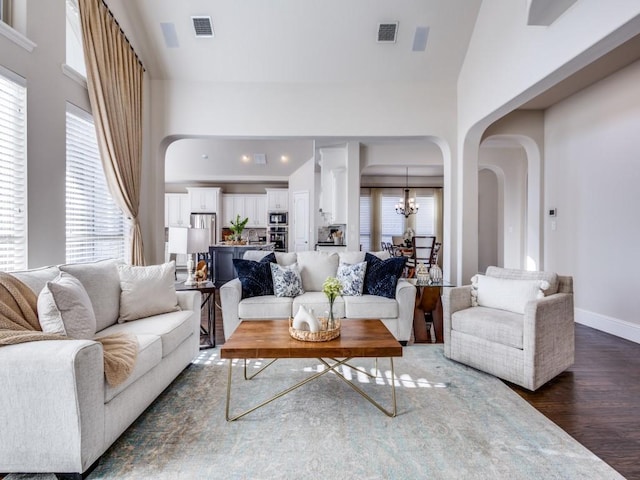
[6,345,623,479]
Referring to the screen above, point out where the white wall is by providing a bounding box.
[479,146,528,269]
[288,157,316,252]
[545,59,640,342]
[478,169,499,273]
[455,0,640,284]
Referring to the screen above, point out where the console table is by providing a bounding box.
[410,280,454,343]
[175,281,216,349]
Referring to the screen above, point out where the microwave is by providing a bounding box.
[269,212,287,225]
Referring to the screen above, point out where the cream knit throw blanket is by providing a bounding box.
[0,272,138,387]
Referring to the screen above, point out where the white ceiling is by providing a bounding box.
[104,1,640,183]
[103,0,480,183]
[110,0,482,84]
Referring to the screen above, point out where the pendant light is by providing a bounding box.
[395,167,419,217]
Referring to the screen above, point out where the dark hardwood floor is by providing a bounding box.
[505,324,640,480]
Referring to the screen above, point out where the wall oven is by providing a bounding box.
[268,226,288,252]
[268,212,288,226]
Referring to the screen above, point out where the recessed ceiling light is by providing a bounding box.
[280,155,288,163]
[201,154,208,159]
[241,155,250,162]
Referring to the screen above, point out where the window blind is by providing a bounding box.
[0,70,26,272]
[380,195,405,245]
[66,105,126,263]
[359,194,371,251]
[415,195,435,235]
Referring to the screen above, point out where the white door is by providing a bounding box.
[293,190,310,252]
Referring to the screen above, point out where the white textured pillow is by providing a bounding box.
[117,261,180,323]
[472,274,548,314]
[37,272,97,339]
[296,251,339,291]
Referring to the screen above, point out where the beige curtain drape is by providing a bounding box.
[78,0,145,265]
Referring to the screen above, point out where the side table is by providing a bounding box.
[409,280,454,344]
[175,281,216,349]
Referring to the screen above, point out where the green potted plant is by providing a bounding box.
[229,214,249,244]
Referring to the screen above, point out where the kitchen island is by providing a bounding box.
[209,242,275,286]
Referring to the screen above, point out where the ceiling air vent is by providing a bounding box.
[192,16,214,38]
[377,22,398,43]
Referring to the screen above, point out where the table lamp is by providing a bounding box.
[168,227,209,285]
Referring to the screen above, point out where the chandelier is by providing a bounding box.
[395,167,419,217]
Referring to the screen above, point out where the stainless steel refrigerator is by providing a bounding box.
[190,213,216,281]
[190,213,217,247]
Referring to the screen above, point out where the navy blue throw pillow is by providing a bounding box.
[233,252,277,299]
[363,253,407,298]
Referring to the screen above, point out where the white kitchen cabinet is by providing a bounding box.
[318,147,347,221]
[266,188,288,212]
[330,167,347,224]
[164,193,190,227]
[187,187,220,213]
[245,195,267,227]
[222,194,243,227]
[222,194,267,227]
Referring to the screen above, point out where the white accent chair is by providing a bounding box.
[442,266,574,391]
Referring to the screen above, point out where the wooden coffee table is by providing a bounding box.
[220,319,403,421]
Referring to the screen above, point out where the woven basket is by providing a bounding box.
[289,317,341,342]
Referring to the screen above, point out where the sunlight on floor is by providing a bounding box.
[193,349,448,389]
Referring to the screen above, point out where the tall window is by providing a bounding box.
[65,0,86,77]
[415,195,435,235]
[66,104,126,263]
[0,70,27,272]
[0,0,11,25]
[380,195,405,245]
[359,193,371,251]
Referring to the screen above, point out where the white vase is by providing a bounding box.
[292,305,321,332]
[429,264,443,283]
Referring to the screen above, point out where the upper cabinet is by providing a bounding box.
[164,193,191,227]
[222,194,267,227]
[245,195,268,227]
[330,167,347,224]
[188,187,220,213]
[318,147,347,223]
[266,188,288,212]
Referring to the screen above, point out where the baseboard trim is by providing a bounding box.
[575,308,640,344]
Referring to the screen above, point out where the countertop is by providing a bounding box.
[316,242,347,248]
[211,242,274,248]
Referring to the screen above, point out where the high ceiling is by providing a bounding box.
[108,0,482,84]
[103,0,481,183]
[104,1,639,183]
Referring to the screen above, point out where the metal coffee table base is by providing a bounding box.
[225,357,397,421]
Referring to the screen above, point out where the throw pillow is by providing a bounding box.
[296,251,339,292]
[337,261,367,296]
[472,274,549,314]
[37,271,97,339]
[59,259,122,331]
[233,252,277,299]
[117,261,180,323]
[363,253,407,299]
[270,262,304,297]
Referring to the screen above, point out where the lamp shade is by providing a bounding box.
[168,227,209,255]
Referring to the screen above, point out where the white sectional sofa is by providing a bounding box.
[0,260,201,478]
[220,250,416,344]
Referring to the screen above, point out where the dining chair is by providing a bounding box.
[405,236,436,277]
